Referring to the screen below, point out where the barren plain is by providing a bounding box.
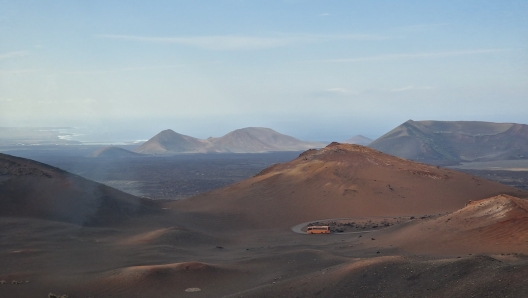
[2,144,528,297]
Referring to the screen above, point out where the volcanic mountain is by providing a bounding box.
[172,143,527,229]
[343,135,373,146]
[208,127,323,153]
[0,153,157,226]
[92,146,144,158]
[134,129,207,154]
[134,127,325,155]
[369,120,528,165]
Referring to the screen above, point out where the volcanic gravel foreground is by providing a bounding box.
[2,144,528,297]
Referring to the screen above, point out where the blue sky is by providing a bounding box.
[0,0,527,141]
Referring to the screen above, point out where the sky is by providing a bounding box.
[1,0,527,142]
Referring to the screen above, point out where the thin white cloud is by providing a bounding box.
[96,34,291,50]
[321,49,511,63]
[313,33,392,41]
[0,51,30,60]
[327,87,353,94]
[65,64,184,74]
[95,33,392,50]
[317,87,359,97]
[0,69,41,75]
[321,13,330,17]
[394,23,449,32]
[37,98,97,104]
[391,86,436,92]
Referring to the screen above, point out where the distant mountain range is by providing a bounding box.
[134,127,326,155]
[343,135,373,146]
[369,120,528,164]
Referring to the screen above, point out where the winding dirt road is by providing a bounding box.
[291,218,379,235]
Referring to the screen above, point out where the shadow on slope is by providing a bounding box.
[0,153,159,226]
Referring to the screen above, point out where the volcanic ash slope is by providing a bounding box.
[383,194,528,254]
[0,153,158,226]
[172,143,528,229]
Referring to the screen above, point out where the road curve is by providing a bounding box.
[291,218,378,235]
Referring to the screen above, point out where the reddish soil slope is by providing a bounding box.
[2,150,528,297]
[172,143,528,229]
[382,194,528,254]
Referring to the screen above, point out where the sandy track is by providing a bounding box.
[291,218,377,234]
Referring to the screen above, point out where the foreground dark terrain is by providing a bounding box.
[2,144,528,297]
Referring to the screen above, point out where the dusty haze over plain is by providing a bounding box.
[1,1,527,141]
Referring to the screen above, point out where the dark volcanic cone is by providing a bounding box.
[0,153,158,226]
[92,146,144,158]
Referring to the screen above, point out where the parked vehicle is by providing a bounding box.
[307,226,330,234]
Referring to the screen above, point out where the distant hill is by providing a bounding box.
[134,127,326,155]
[92,146,144,158]
[343,135,373,146]
[134,129,207,154]
[171,143,526,229]
[368,120,528,165]
[0,153,158,226]
[209,127,324,153]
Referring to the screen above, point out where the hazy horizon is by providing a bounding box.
[1,1,527,142]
